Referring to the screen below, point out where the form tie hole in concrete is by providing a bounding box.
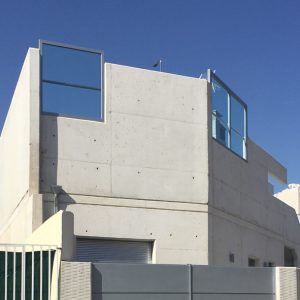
[138,171,141,174]
[93,139,96,142]
[192,177,195,180]
[150,233,153,235]
[96,167,99,170]
[170,233,173,237]
[85,230,88,232]
[192,108,195,111]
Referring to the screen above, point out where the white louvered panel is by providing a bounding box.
[60,261,91,300]
[76,238,153,263]
[276,267,297,300]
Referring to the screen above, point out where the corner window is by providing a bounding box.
[209,70,247,159]
[40,41,104,120]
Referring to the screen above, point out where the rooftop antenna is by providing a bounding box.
[153,59,163,72]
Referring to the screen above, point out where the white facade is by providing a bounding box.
[0,45,300,267]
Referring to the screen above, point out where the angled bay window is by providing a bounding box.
[209,70,247,159]
[40,41,104,120]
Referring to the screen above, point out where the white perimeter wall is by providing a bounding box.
[0,48,41,243]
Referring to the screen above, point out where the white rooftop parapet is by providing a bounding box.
[275,184,300,216]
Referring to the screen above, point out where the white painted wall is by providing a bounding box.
[26,210,76,261]
[0,48,41,243]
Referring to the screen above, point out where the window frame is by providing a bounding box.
[208,69,248,160]
[39,40,105,122]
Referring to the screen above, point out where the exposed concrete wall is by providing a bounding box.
[0,48,41,243]
[39,64,210,264]
[63,200,209,264]
[39,62,300,267]
[40,63,209,204]
[209,137,300,266]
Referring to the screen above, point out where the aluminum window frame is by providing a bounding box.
[208,69,248,160]
[39,40,105,122]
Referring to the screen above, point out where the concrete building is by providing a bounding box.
[0,40,300,271]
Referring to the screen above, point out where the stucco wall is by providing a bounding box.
[0,48,41,242]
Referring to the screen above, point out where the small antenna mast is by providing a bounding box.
[153,59,163,72]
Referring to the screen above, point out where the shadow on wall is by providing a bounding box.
[40,115,59,193]
[40,116,76,220]
[92,264,103,300]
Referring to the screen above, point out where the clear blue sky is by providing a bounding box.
[0,0,300,187]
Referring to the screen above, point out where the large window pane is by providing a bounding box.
[231,97,245,136]
[42,44,101,88]
[210,71,247,160]
[212,79,228,125]
[40,41,104,121]
[42,82,101,119]
[231,130,245,158]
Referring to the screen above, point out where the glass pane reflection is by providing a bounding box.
[42,82,101,120]
[231,130,245,158]
[231,97,245,136]
[42,44,101,88]
[212,115,229,147]
[212,79,228,125]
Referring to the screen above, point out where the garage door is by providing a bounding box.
[76,238,153,264]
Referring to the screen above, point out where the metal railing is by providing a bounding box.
[0,244,61,300]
